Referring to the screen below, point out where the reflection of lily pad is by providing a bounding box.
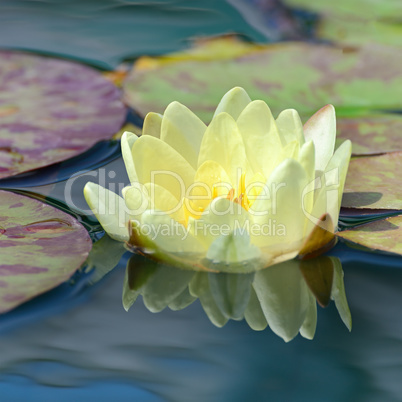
[342,152,402,210]
[124,40,402,123]
[0,190,92,313]
[0,51,126,179]
[337,215,402,257]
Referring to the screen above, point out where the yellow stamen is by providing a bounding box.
[227,188,235,201]
[239,172,246,197]
[212,184,218,200]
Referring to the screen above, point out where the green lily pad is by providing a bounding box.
[318,15,402,48]
[0,190,92,313]
[342,152,402,210]
[284,0,402,20]
[124,40,402,126]
[337,215,402,256]
[0,50,126,180]
[284,0,402,48]
[336,114,402,156]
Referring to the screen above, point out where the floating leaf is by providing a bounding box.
[342,152,402,210]
[337,215,402,257]
[284,0,402,48]
[0,50,126,180]
[284,0,402,20]
[0,190,92,313]
[0,140,121,188]
[339,208,401,228]
[336,114,402,156]
[134,35,269,69]
[124,40,402,126]
[318,15,402,48]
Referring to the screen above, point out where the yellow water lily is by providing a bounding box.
[84,87,352,273]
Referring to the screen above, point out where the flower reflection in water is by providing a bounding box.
[122,252,351,342]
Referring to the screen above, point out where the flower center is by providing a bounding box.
[222,172,250,211]
[182,171,264,226]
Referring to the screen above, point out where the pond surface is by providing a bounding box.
[1,240,402,401]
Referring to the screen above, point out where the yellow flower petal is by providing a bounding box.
[132,135,195,200]
[236,100,283,177]
[325,139,352,224]
[213,86,251,120]
[250,158,308,250]
[298,140,315,183]
[121,131,139,184]
[130,211,203,254]
[299,213,335,258]
[246,172,266,207]
[198,112,251,183]
[303,104,336,171]
[190,197,251,248]
[190,160,232,211]
[142,112,163,138]
[143,182,185,224]
[308,139,352,232]
[276,108,305,145]
[279,139,299,161]
[298,140,316,229]
[84,182,129,241]
[122,183,149,218]
[206,231,261,264]
[160,101,207,169]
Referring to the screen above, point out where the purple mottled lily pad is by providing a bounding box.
[342,152,402,210]
[0,190,92,313]
[337,215,402,256]
[0,51,126,179]
[336,114,402,156]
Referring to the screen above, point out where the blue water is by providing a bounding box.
[0,240,401,401]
